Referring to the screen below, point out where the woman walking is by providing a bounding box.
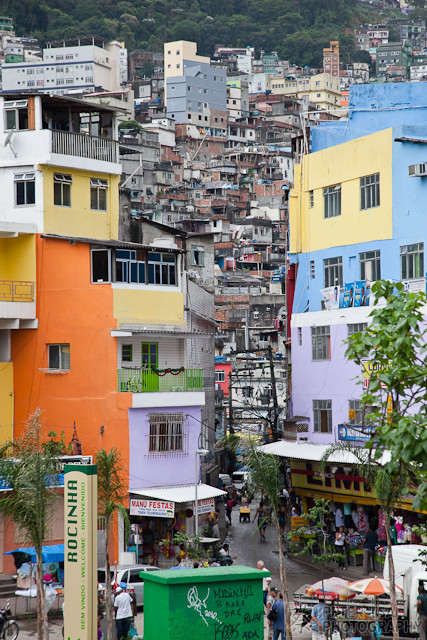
[335,525,346,570]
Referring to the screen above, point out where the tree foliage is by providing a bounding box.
[345,280,427,511]
[246,442,292,639]
[0,409,64,640]
[96,447,130,640]
[1,0,387,67]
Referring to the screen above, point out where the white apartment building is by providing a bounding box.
[2,37,124,95]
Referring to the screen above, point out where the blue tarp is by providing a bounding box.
[4,544,64,563]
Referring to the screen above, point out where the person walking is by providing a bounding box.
[278,503,287,539]
[253,503,270,541]
[266,586,278,640]
[335,526,346,570]
[363,525,378,575]
[272,592,286,640]
[226,497,233,525]
[113,585,133,640]
[257,560,271,607]
[311,597,327,640]
[417,584,427,640]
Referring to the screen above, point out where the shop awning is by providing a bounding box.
[258,441,390,465]
[129,484,227,503]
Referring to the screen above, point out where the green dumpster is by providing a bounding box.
[143,565,268,640]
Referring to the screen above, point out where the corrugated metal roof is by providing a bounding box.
[129,483,226,503]
[258,441,390,465]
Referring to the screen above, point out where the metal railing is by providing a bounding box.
[117,368,203,393]
[51,129,119,163]
[0,280,34,302]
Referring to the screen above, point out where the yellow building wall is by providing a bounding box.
[0,363,13,442]
[290,128,393,254]
[113,289,186,327]
[42,166,119,241]
[0,235,36,282]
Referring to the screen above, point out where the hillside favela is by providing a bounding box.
[0,0,426,639]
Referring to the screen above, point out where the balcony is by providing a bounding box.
[0,280,34,302]
[51,130,118,164]
[117,368,203,393]
[338,424,374,442]
[0,280,36,323]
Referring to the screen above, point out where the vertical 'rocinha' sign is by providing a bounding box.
[64,464,97,640]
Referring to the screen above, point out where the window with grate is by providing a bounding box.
[323,184,341,218]
[324,256,343,288]
[148,413,185,453]
[401,243,424,280]
[311,326,330,360]
[360,250,381,281]
[360,173,380,210]
[347,323,367,336]
[310,260,315,279]
[313,399,332,433]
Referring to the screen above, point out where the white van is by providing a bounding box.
[232,470,250,490]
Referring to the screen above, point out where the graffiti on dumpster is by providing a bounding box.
[187,586,223,627]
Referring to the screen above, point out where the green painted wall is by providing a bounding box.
[143,565,267,640]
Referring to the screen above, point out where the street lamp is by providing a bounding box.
[194,448,209,537]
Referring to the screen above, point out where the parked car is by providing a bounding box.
[97,565,160,607]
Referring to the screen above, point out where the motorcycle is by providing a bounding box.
[0,602,19,640]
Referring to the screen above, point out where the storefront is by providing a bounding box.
[127,484,226,567]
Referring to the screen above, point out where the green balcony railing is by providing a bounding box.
[117,368,204,393]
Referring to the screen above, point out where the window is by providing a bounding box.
[122,344,132,362]
[401,243,424,279]
[360,250,381,281]
[242,387,253,398]
[90,178,108,211]
[323,184,341,218]
[312,325,330,360]
[148,252,177,286]
[348,399,374,426]
[54,173,72,207]
[309,190,314,207]
[116,250,146,284]
[313,399,332,433]
[360,173,380,210]
[191,245,204,266]
[141,342,158,369]
[48,343,70,370]
[149,413,184,452]
[14,172,35,205]
[310,260,315,279]
[4,100,28,130]
[348,323,367,336]
[215,370,225,383]
[91,248,111,283]
[324,256,343,288]
[298,327,302,346]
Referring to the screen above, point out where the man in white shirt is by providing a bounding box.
[114,585,133,640]
[257,560,271,607]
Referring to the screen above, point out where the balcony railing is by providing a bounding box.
[117,368,204,393]
[51,130,119,163]
[338,424,374,442]
[0,280,34,302]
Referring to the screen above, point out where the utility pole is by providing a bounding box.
[267,345,279,442]
[228,371,235,434]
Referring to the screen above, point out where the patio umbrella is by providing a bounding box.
[307,577,354,598]
[348,577,403,597]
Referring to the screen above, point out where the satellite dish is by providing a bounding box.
[3,130,16,157]
[4,130,13,147]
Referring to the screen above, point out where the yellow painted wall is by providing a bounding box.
[42,166,119,241]
[113,289,186,327]
[290,128,393,254]
[0,235,36,282]
[0,363,13,442]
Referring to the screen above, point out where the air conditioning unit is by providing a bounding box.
[409,163,427,177]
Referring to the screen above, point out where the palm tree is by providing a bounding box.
[322,443,408,640]
[96,448,130,640]
[246,443,292,639]
[0,409,63,640]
